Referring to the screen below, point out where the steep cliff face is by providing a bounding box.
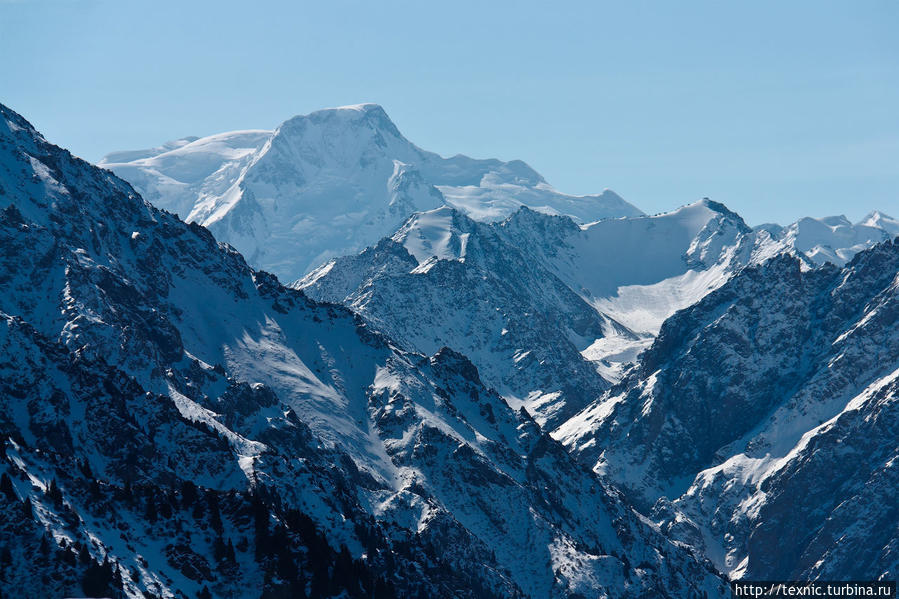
[298,206,625,429]
[0,103,726,598]
[296,199,765,430]
[556,239,899,581]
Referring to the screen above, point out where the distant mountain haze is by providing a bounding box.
[100,104,643,282]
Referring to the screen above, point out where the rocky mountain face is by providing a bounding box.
[291,155,899,588]
[297,205,628,429]
[8,96,899,596]
[555,244,899,582]
[296,199,767,428]
[0,104,728,598]
[99,104,643,282]
[491,199,757,336]
[298,193,899,431]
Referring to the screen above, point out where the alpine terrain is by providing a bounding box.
[298,195,899,430]
[99,104,643,282]
[555,247,899,581]
[2,96,898,598]
[103,105,899,432]
[0,104,729,598]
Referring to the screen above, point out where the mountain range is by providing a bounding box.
[99,104,642,282]
[0,100,896,597]
[556,245,899,581]
[1,104,730,597]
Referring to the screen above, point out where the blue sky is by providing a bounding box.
[1,0,897,225]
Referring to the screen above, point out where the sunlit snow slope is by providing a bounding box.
[100,104,643,281]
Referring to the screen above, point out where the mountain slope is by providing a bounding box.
[555,243,899,582]
[1,104,726,597]
[301,194,899,418]
[99,104,643,281]
[298,206,630,429]
[494,199,758,335]
[297,200,763,430]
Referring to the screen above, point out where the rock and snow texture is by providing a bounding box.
[555,245,899,582]
[300,196,899,431]
[491,199,899,336]
[0,103,727,598]
[298,205,628,429]
[756,212,899,268]
[9,97,899,595]
[100,104,644,282]
[295,177,899,586]
[297,199,762,430]
[493,199,757,336]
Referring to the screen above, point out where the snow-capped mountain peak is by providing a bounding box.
[859,209,899,236]
[757,212,899,268]
[101,104,643,281]
[258,103,413,172]
[391,205,473,263]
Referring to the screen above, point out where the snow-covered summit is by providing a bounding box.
[754,211,899,267]
[487,198,756,336]
[859,210,899,235]
[299,203,626,428]
[98,129,271,220]
[100,104,643,280]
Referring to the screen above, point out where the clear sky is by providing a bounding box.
[1,0,897,225]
